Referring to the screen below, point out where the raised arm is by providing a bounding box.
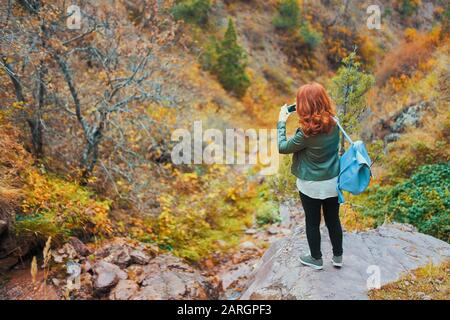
[277,121,307,154]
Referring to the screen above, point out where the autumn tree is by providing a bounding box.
[0,1,178,184]
[329,51,374,153]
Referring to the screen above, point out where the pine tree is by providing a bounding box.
[215,19,250,98]
[272,0,322,52]
[330,51,374,154]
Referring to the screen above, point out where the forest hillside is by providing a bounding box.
[0,0,449,300]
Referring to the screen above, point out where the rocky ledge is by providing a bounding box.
[47,238,221,300]
[241,223,450,300]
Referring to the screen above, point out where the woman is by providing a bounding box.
[277,82,343,270]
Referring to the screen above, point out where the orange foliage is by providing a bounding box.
[324,26,376,69]
[376,27,442,86]
[0,116,32,224]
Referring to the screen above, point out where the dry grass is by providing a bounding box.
[369,261,450,300]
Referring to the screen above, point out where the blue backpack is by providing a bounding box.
[334,118,372,203]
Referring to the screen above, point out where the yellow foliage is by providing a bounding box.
[404,28,418,42]
[16,168,112,245]
[340,202,375,232]
[132,164,264,261]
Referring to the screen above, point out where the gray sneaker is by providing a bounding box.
[299,255,323,270]
[332,255,343,268]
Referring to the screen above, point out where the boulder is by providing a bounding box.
[391,101,429,133]
[369,101,434,144]
[241,223,450,300]
[239,241,257,250]
[104,245,132,268]
[130,250,150,265]
[93,261,127,294]
[68,237,92,257]
[109,279,140,300]
[52,243,78,263]
[129,254,210,300]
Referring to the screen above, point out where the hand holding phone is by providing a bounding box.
[279,104,289,122]
[287,103,296,113]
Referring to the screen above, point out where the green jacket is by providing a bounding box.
[277,121,340,181]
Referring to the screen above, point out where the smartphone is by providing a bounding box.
[287,103,296,113]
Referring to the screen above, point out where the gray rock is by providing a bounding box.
[69,237,91,257]
[104,245,132,268]
[267,226,279,235]
[241,223,450,300]
[109,280,140,300]
[66,261,81,279]
[279,203,291,229]
[245,228,257,235]
[391,101,430,133]
[239,241,257,250]
[130,250,150,265]
[371,101,435,145]
[93,261,127,294]
[131,285,165,300]
[384,133,401,144]
[129,254,212,300]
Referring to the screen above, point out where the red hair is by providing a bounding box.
[296,82,336,137]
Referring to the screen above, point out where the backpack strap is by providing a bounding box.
[337,187,345,204]
[333,116,353,144]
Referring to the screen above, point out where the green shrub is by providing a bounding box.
[398,0,420,19]
[299,20,322,49]
[357,163,450,242]
[329,51,375,150]
[272,0,321,68]
[256,200,281,226]
[171,0,211,26]
[268,155,297,200]
[273,0,300,31]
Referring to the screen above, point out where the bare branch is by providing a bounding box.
[53,53,90,138]
[0,56,26,102]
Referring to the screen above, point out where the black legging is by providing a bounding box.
[299,192,343,259]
